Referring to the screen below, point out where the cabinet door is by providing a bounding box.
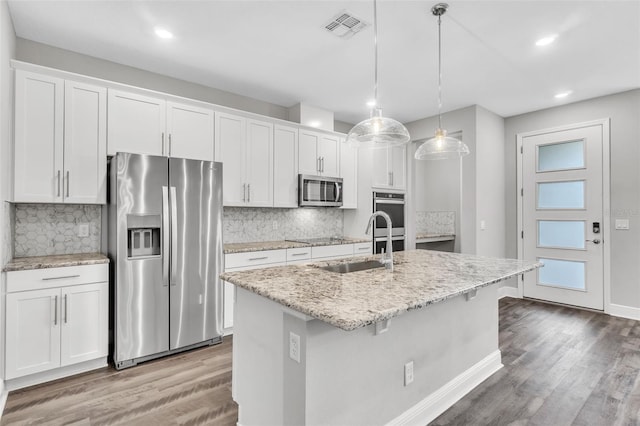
[14,70,64,203]
[298,130,320,175]
[107,90,166,156]
[63,80,107,204]
[318,134,340,176]
[246,119,273,207]
[340,140,358,209]
[371,147,391,187]
[6,288,61,380]
[60,282,108,366]
[390,146,407,189]
[215,112,246,206]
[273,125,299,208]
[167,101,214,161]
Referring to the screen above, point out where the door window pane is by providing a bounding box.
[537,181,585,209]
[538,221,585,249]
[537,140,584,172]
[538,258,586,290]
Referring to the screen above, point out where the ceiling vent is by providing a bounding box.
[324,10,368,39]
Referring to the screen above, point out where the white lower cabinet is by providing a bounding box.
[5,265,108,381]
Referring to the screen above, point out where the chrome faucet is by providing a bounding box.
[365,211,393,271]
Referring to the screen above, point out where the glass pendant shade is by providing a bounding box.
[346,108,410,149]
[414,128,470,160]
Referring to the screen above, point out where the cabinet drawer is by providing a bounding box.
[353,242,373,256]
[225,249,286,269]
[286,247,311,263]
[311,244,354,259]
[7,264,109,293]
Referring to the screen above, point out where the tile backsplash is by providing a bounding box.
[14,204,101,257]
[416,211,456,235]
[224,207,343,243]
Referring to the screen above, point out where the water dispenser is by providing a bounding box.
[127,214,161,258]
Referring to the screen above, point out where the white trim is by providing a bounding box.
[499,286,520,299]
[0,381,7,419]
[516,119,611,312]
[5,357,107,391]
[385,350,503,426]
[609,304,640,321]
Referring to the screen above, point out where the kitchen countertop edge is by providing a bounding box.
[224,237,371,254]
[3,253,110,272]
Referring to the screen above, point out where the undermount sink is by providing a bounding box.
[320,260,385,274]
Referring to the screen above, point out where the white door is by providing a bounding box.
[318,134,340,176]
[60,282,108,366]
[63,80,107,204]
[340,140,358,209]
[215,112,246,206]
[13,70,64,203]
[166,101,214,161]
[521,122,606,310]
[5,289,61,379]
[371,147,390,188]
[390,146,406,189]
[107,90,166,156]
[245,119,273,207]
[273,124,299,208]
[299,130,320,175]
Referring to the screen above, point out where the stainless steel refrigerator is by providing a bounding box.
[108,152,223,369]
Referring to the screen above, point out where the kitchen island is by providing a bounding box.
[221,250,540,425]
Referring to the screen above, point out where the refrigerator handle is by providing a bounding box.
[170,186,178,286]
[162,186,170,287]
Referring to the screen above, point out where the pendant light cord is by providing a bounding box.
[373,0,379,106]
[437,12,442,130]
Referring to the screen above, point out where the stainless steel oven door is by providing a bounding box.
[374,236,405,254]
[373,192,405,237]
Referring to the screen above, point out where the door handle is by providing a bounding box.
[586,239,601,244]
[64,294,68,323]
[243,183,246,202]
[317,157,321,173]
[168,134,172,157]
[162,186,170,287]
[170,186,178,286]
[57,170,61,197]
[247,183,251,203]
[53,295,58,326]
[66,171,70,197]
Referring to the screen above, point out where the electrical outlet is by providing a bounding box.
[78,223,89,237]
[404,361,414,386]
[289,332,300,363]
[273,221,279,230]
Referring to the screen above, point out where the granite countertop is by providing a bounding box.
[221,250,541,331]
[224,237,370,254]
[3,252,110,272]
[415,232,455,240]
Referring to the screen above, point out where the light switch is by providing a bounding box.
[480,220,486,231]
[615,219,630,230]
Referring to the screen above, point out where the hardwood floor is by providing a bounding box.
[3,298,640,425]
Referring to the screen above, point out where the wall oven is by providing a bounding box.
[372,191,405,253]
[299,175,343,207]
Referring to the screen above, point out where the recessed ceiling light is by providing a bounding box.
[154,27,174,39]
[536,34,557,47]
[554,91,572,99]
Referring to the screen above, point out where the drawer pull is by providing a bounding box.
[42,275,81,281]
[357,246,370,251]
[248,256,268,261]
[291,252,309,257]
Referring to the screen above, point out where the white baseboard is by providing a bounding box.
[5,357,107,391]
[609,303,640,321]
[498,286,519,299]
[0,380,7,420]
[386,350,503,426]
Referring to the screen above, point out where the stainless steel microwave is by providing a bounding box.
[298,175,343,207]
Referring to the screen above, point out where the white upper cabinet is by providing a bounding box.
[166,101,214,161]
[273,124,299,208]
[372,146,406,190]
[340,140,358,209]
[299,130,340,176]
[108,90,214,161]
[14,70,106,204]
[107,90,166,156]
[215,112,273,207]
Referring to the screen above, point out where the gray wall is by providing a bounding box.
[504,89,640,308]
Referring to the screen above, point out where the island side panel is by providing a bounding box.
[302,285,500,425]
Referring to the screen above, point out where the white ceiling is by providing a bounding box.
[7,0,640,125]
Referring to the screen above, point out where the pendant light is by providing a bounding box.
[415,3,470,160]
[346,0,410,149]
